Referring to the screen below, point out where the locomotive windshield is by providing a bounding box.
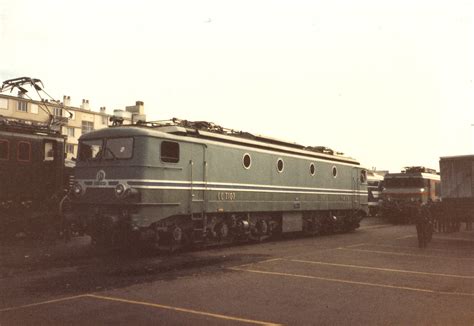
[78,139,103,161]
[384,178,427,188]
[78,137,133,161]
[104,137,133,159]
[368,180,380,188]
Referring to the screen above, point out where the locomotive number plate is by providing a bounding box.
[217,192,236,201]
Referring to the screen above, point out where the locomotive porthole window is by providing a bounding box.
[310,163,316,176]
[277,158,284,173]
[360,170,367,183]
[242,153,252,169]
[18,141,31,162]
[332,166,338,178]
[0,139,8,160]
[161,141,180,163]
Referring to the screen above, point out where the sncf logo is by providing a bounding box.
[96,170,106,181]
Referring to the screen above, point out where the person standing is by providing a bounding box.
[415,201,430,248]
[423,201,434,243]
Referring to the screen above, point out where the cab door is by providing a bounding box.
[0,137,11,202]
[352,167,361,210]
[40,139,59,197]
[188,143,207,215]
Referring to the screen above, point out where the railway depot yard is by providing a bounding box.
[1,217,473,326]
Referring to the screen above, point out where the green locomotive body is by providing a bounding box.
[69,120,368,247]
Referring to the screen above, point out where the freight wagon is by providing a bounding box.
[439,155,474,230]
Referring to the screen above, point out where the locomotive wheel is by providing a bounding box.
[250,220,270,242]
[304,217,321,236]
[215,222,231,241]
[258,220,268,235]
[172,226,183,242]
[167,225,192,252]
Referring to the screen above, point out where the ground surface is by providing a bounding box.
[0,217,473,325]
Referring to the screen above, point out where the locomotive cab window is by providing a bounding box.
[44,140,55,161]
[78,139,103,161]
[0,139,8,160]
[384,178,424,188]
[17,141,31,162]
[104,137,133,160]
[161,141,179,163]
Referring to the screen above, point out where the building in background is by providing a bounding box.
[0,93,146,159]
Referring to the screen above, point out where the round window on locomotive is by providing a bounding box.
[310,163,316,176]
[242,153,252,169]
[360,170,367,183]
[277,158,284,173]
[332,166,338,178]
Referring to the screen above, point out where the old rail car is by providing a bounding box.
[0,77,79,240]
[438,155,474,231]
[381,166,440,223]
[67,119,368,249]
[367,171,384,216]
[0,117,68,239]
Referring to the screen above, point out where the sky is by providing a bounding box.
[0,0,472,172]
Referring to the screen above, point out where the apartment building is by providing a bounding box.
[0,93,146,159]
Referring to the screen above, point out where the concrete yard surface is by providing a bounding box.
[1,217,473,325]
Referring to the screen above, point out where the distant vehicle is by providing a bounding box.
[67,118,369,249]
[381,166,440,223]
[439,155,474,230]
[367,171,384,216]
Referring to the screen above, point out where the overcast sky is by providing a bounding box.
[0,0,472,172]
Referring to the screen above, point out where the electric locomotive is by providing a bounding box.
[0,117,67,238]
[381,166,440,223]
[68,119,368,248]
[0,77,79,240]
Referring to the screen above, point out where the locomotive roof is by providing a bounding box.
[81,123,360,165]
[0,116,64,138]
[384,171,440,181]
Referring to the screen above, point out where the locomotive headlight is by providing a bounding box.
[114,183,138,199]
[114,183,128,198]
[72,182,84,197]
